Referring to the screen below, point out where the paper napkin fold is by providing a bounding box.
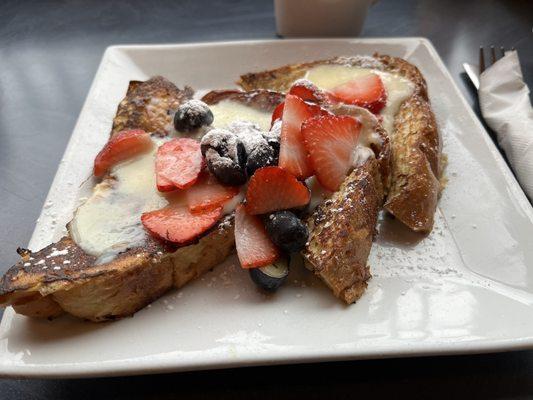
[479,50,533,200]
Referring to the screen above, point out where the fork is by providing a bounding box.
[463,45,516,90]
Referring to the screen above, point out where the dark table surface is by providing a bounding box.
[1,0,532,398]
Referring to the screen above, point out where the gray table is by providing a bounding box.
[1,0,532,397]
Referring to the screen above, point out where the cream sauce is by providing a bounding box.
[210,100,271,131]
[70,141,172,262]
[305,64,415,134]
[71,100,269,262]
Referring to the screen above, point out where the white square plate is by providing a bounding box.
[1,38,533,378]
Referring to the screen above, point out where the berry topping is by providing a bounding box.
[245,166,310,215]
[174,100,214,132]
[205,148,247,186]
[93,129,152,177]
[271,102,284,126]
[265,211,309,253]
[201,128,247,185]
[249,258,289,292]
[246,141,279,177]
[263,121,281,154]
[302,114,361,192]
[185,173,239,213]
[141,204,222,244]
[201,128,245,161]
[328,74,387,114]
[155,138,204,191]
[288,79,327,103]
[201,123,281,185]
[228,121,267,155]
[235,204,280,269]
[279,94,328,179]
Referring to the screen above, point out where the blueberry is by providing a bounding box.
[263,135,280,159]
[201,129,246,167]
[265,211,309,253]
[266,137,280,156]
[246,141,278,176]
[262,129,280,164]
[249,258,289,292]
[205,148,247,186]
[202,129,247,185]
[174,100,214,132]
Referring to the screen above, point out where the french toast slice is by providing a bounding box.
[304,105,389,303]
[239,55,442,233]
[0,76,194,321]
[304,158,382,303]
[205,90,390,303]
[0,80,283,322]
[301,106,389,303]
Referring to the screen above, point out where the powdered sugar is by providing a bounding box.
[178,99,211,118]
[334,55,385,70]
[201,128,236,155]
[201,121,279,161]
[46,248,69,258]
[292,78,319,90]
[227,121,268,155]
[269,119,282,137]
[204,148,239,175]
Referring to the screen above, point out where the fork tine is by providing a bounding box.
[479,46,485,73]
[500,46,505,57]
[490,45,497,64]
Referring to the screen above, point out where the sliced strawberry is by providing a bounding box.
[235,204,279,268]
[279,94,329,179]
[186,173,240,213]
[288,79,327,104]
[245,166,310,215]
[156,138,203,191]
[328,73,387,114]
[156,174,176,192]
[141,203,222,244]
[302,115,362,192]
[271,102,284,126]
[93,129,152,177]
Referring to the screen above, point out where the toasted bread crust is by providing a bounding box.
[12,293,64,319]
[201,89,284,110]
[172,219,235,288]
[238,56,388,92]
[303,159,381,303]
[238,55,441,233]
[52,251,174,321]
[112,76,193,137]
[384,94,440,232]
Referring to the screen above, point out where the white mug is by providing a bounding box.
[275,0,376,37]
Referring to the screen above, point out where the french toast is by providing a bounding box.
[239,55,442,233]
[0,80,283,321]
[204,90,390,303]
[303,105,389,303]
[0,54,441,320]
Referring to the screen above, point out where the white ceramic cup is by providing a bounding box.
[275,0,376,37]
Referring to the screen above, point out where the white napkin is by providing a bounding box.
[479,50,533,200]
